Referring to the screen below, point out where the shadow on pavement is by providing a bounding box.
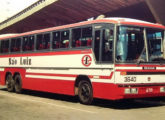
[1,87,165,110]
[92,97,165,109]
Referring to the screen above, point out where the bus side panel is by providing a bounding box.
[0,68,26,86]
[0,71,6,85]
[92,82,123,100]
[23,78,75,96]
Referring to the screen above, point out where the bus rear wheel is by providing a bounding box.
[78,80,93,105]
[14,74,22,93]
[6,74,14,92]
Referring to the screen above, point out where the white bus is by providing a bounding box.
[0,17,165,104]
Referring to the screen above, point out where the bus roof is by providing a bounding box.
[0,17,164,40]
[107,17,165,29]
[0,34,18,39]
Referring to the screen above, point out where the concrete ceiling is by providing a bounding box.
[0,0,164,34]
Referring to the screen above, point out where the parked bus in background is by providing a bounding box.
[0,17,165,104]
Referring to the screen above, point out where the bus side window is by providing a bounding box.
[72,27,92,48]
[36,34,43,50]
[16,38,21,52]
[11,38,16,52]
[0,41,3,53]
[43,33,50,49]
[82,27,92,47]
[94,30,101,61]
[0,40,9,53]
[72,28,81,47]
[23,37,29,51]
[28,36,34,51]
[61,30,69,48]
[102,28,114,62]
[11,38,21,52]
[23,36,35,51]
[52,31,60,49]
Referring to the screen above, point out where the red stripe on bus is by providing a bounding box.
[115,64,165,67]
[0,49,92,58]
[99,72,114,79]
[26,72,77,77]
[116,69,165,72]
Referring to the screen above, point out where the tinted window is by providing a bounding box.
[37,33,50,50]
[43,33,50,49]
[0,40,9,53]
[23,35,34,51]
[72,27,92,47]
[52,31,69,49]
[94,30,101,61]
[11,38,21,52]
[52,31,60,49]
[94,24,114,62]
[61,30,69,48]
[102,28,114,62]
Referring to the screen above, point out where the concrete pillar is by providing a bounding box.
[146,0,165,25]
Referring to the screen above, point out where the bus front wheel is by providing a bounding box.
[6,74,14,92]
[78,80,93,105]
[14,74,22,93]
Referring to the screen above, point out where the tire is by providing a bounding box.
[6,74,14,92]
[14,74,22,93]
[78,80,93,105]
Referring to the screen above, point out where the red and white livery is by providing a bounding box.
[0,17,165,104]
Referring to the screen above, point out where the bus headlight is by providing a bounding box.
[160,87,165,92]
[131,88,138,94]
[125,88,131,94]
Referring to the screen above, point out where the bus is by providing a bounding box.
[0,17,165,104]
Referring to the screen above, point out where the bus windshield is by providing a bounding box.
[147,28,164,62]
[116,26,164,63]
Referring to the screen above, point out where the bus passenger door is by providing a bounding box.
[93,24,115,81]
[93,24,115,99]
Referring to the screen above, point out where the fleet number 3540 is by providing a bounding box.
[124,77,136,82]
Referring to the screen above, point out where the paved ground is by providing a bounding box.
[1,85,165,120]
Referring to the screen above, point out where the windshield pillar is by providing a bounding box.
[163,31,165,59]
[143,28,149,62]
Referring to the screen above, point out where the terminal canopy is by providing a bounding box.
[0,0,165,34]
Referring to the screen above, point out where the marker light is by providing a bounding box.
[120,71,127,75]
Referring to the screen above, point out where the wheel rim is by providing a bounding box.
[15,77,20,89]
[6,76,12,89]
[80,82,91,102]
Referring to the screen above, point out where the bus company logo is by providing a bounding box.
[82,55,92,67]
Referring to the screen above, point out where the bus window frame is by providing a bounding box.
[52,29,71,51]
[115,25,147,64]
[115,25,165,64]
[71,25,93,49]
[163,30,165,59]
[0,39,10,54]
[22,35,35,52]
[36,32,51,51]
[145,28,165,63]
[93,23,115,64]
[60,29,70,49]
[10,37,22,53]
